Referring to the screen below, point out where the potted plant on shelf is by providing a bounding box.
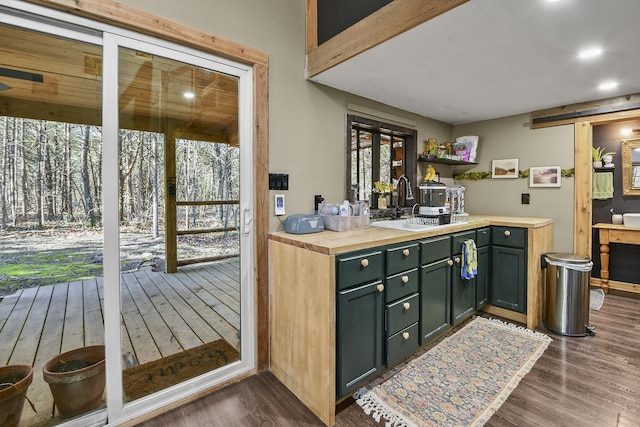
[592,146,614,168]
[43,345,106,418]
[0,364,35,427]
[372,181,392,210]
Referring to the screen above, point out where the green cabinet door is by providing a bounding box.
[451,263,476,326]
[419,258,451,345]
[475,245,489,309]
[491,245,526,313]
[336,280,384,398]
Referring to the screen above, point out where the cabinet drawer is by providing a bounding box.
[451,231,476,254]
[386,242,420,276]
[386,293,419,336]
[386,268,419,303]
[386,322,419,368]
[492,226,526,249]
[337,250,383,290]
[420,235,451,265]
[476,227,490,247]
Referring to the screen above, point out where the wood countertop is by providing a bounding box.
[269,215,552,255]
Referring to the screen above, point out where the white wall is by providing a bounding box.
[454,114,575,252]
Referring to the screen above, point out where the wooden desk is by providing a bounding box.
[593,223,640,293]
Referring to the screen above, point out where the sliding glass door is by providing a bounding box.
[0,5,255,426]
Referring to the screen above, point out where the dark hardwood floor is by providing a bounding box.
[135,293,640,427]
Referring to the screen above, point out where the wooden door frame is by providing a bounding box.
[26,0,270,371]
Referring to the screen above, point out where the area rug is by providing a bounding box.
[355,317,552,426]
[590,288,605,310]
[123,339,239,401]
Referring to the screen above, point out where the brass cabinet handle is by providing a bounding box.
[447,259,454,266]
[454,257,461,264]
[402,275,409,283]
[504,230,511,237]
[403,302,410,310]
[402,249,410,257]
[361,259,369,268]
[377,284,384,292]
[402,332,410,340]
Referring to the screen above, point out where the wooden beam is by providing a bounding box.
[306,0,469,78]
[306,0,318,53]
[253,62,269,372]
[531,93,640,128]
[574,121,592,257]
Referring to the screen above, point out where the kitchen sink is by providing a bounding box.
[370,218,467,232]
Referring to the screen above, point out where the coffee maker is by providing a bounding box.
[418,182,449,224]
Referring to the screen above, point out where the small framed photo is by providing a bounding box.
[491,158,519,179]
[529,166,562,188]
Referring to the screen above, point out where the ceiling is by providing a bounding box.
[0,23,238,143]
[309,0,640,125]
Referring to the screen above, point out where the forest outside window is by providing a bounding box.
[346,114,417,207]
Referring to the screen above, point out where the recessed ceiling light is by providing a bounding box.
[578,47,602,60]
[620,128,633,136]
[183,91,195,99]
[598,81,618,91]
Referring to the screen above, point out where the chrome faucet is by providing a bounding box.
[397,174,414,206]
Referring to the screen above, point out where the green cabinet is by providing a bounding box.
[419,235,452,344]
[384,242,420,367]
[476,245,490,308]
[336,250,384,398]
[451,231,477,326]
[490,226,527,314]
[475,227,490,309]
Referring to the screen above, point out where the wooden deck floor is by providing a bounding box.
[0,259,240,427]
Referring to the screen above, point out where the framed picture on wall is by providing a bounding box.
[491,158,519,178]
[529,166,562,187]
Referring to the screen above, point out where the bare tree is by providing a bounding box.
[81,124,96,226]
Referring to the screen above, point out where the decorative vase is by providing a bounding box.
[378,196,387,210]
[43,345,106,418]
[0,365,34,427]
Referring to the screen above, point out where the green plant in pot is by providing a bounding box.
[592,146,614,168]
[0,365,35,427]
[43,345,106,418]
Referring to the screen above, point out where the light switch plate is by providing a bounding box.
[275,194,285,215]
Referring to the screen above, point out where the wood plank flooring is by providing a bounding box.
[0,259,239,427]
[135,292,640,427]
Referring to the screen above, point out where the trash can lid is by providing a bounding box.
[545,252,591,264]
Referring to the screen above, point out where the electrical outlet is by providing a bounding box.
[521,193,530,204]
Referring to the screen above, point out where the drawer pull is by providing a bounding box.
[447,259,454,266]
[377,284,384,292]
[402,249,410,257]
[504,230,511,237]
[360,259,369,268]
[454,257,461,264]
[402,332,410,340]
[403,302,410,310]
[402,275,409,283]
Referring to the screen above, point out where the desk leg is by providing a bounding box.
[599,229,610,294]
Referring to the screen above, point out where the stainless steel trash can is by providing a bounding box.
[543,253,593,337]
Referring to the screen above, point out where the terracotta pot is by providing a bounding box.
[0,365,34,427]
[43,345,105,418]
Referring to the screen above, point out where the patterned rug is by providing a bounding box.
[355,317,552,426]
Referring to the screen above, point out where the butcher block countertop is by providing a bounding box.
[268,215,553,255]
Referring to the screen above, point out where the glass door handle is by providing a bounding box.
[243,206,252,235]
